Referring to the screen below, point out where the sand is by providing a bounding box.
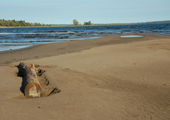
[0,34,170,120]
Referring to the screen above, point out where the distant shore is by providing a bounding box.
[1,19,170,28]
[0,24,124,28]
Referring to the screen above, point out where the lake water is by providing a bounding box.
[0,23,170,52]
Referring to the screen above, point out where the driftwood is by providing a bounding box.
[18,62,42,98]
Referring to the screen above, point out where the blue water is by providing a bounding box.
[0,23,170,52]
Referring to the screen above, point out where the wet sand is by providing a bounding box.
[0,34,170,120]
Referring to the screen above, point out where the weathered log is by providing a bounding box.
[18,62,42,98]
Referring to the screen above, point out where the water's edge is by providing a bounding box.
[0,24,170,52]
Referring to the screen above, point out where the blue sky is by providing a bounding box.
[1,0,170,24]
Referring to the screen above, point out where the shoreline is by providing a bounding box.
[0,34,167,65]
[0,34,170,119]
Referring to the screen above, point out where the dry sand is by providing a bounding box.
[0,35,170,120]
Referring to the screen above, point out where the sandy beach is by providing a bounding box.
[0,34,170,120]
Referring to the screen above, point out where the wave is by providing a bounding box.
[0,31,108,35]
[0,31,85,35]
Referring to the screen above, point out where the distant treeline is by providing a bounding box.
[0,19,51,27]
[73,19,92,26]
